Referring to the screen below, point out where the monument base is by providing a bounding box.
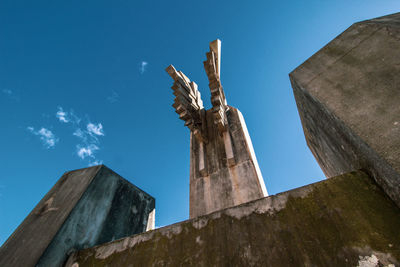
[67,170,400,266]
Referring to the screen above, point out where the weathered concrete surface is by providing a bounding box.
[66,171,400,267]
[0,165,155,267]
[167,40,267,219]
[290,12,400,207]
[190,106,267,218]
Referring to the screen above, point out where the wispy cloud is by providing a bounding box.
[76,145,103,166]
[87,123,104,136]
[56,107,69,123]
[53,107,105,165]
[88,160,103,166]
[140,61,148,74]
[28,107,105,165]
[73,123,104,144]
[107,91,119,103]
[77,144,99,159]
[55,106,80,124]
[73,122,104,164]
[27,127,58,149]
[73,128,86,141]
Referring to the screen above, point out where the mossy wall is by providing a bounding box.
[67,171,400,266]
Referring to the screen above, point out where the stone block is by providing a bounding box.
[0,165,155,267]
[289,12,400,207]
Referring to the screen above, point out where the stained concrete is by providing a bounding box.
[190,106,267,218]
[167,40,267,219]
[0,165,155,267]
[66,170,400,267]
[290,12,400,207]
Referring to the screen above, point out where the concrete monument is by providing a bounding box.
[4,13,400,266]
[166,39,268,218]
[65,15,400,266]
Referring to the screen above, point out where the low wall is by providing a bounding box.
[67,171,400,266]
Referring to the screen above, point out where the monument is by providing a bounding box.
[166,39,268,218]
[1,13,400,266]
[65,15,400,266]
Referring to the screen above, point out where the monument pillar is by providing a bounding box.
[166,39,267,218]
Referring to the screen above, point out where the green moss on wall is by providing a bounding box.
[69,171,400,267]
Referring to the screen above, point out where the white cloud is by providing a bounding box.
[27,127,58,149]
[73,122,104,165]
[53,107,104,165]
[88,160,103,166]
[87,123,104,136]
[55,107,81,124]
[140,61,148,74]
[56,107,69,123]
[73,128,85,139]
[77,144,99,159]
[74,122,104,165]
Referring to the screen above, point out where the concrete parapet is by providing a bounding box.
[66,171,400,266]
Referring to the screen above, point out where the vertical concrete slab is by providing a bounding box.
[0,165,155,267]
[289,12,400,207]
[189,107,267,218]
[167,40,267,219]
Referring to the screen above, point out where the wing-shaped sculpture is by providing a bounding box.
[166,40,267,218]
[165,39,228,137]
[165,65,206,142]
[203,39,228,132]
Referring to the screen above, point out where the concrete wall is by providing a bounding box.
[66,170,400,266]
[190,106,267,218]
[290,12,400,207]
[0,165,155,267]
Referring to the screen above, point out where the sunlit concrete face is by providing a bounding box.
[166,40,267,218]
[290,12,400,208]
[189,106,267,218]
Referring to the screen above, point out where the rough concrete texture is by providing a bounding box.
[167,40,267,219]
[66,171,400,267]
[190,106,267,218]
[289,12,400,207]
[0,165,155,267]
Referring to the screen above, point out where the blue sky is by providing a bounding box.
[0,1,398,245]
